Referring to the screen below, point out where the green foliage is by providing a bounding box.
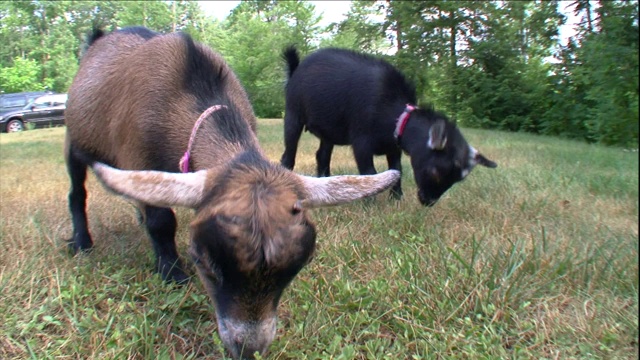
[41,14,79,92]
[578,1,639,146]
[0,0,205,94]
[381,0,638,146]
[0,0,636,146]
[115,1,172,30]
[0,57,46,93]
[210,0,322,118]
[320,1,388,52]
[543,0,639,146]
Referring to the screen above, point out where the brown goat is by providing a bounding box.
[64,27,400,359]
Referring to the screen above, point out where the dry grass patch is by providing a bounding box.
[1,123,637,359]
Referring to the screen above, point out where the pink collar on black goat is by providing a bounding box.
[393,104,417,141]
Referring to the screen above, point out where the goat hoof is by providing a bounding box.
[158,262,190,285]
[167,270,190,285]
[390,190,403,200]
[67,235,93,255]
[362,196,375,206]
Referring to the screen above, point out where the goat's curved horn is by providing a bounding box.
[469,146,498,168]
[91,162,207,208]
[298,170,401,209]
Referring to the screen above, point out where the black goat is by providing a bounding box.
[280,46,496,206]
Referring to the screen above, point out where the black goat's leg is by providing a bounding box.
[352,140,377,175]
[386,149,403,199]
[315,140,334,177]
[280,112,305,170]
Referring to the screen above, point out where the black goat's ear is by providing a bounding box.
[427,120,447,150]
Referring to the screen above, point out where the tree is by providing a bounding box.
[460,1,564,132]
[0,57,46,93]
[215,0,321,117]
[0,0,636,146]
[0,0,205,93]
[116,2,169,31]
[547,0,638,146]
[571,0,596,34]
[0,1,78,92]
[578,0,639,145]
[321,1,388,52]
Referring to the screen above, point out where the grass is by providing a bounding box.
[0,122,637,359]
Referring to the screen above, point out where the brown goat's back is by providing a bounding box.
[64,27,402,360]
[65,28,256,171]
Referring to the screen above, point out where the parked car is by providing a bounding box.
[0,91,53,112]
[0,93,68,133]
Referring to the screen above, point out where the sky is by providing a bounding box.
[197,1,581,44]
[197,1,352,27]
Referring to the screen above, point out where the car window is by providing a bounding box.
[29,96,53,109]
[1,97,27,108]
[51,94,68,106]
[27,95,43,102]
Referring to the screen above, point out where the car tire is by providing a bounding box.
[6,119,24,133]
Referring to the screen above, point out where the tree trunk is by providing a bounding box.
[388,0,403,51]
[143,3,147,27]
[40,6,48,83]
[449,9,458,122]
[585,0,593,32]
[172,1,177,32]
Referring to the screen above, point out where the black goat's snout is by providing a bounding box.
[418,190,438,207]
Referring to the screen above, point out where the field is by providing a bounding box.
[0,122,638,359]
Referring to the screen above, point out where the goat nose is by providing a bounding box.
[418,191,438,207]
[217,315,276,360]
[232,339,263,360]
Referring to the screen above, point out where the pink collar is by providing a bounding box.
[394,104,417,141]
[179,105,227,173]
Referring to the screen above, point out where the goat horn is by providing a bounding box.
[469,146,498,168]
[298,170,400,209]
[91,162,208,208]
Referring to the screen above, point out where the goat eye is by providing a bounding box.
[193,256,220,283]
[204,268,220,284]
[218,214,244,226]
[292,200,304,215]
[430,168,441,182]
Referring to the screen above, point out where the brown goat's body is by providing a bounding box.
[66,29,257,172]
[65,27,400,360]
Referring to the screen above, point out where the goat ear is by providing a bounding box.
[427,120,447,150]
[297,170,400,209]
[91,162,207,208]
[469,146,497,168]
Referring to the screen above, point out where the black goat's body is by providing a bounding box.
[281,47,408,188]
[280,47,497,205]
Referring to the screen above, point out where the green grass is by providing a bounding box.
[1,123,637,359]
